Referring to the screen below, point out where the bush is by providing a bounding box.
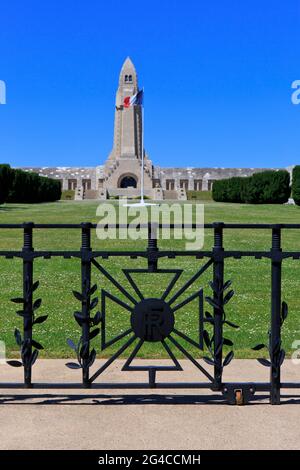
[6,169,61,203]
[242,170,290,204]
[225,177,246,203]
[212,179,227,202]
[36,175,61,202]
[213,177,245,203]
[61,190,75,200]
[0,164,13,204]
[213,170,290,204]
[187,190,212,201]
[292,166,300,205]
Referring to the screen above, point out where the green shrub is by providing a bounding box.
[225,177,246,203]
[213,178,244,202]
[0,164,13,204]
[292,166,300,205]
[7,169,28,203]
[61,190,75,200]
[213,171,290,204]
[7,169,61,203]
[36,175,61,202]
[212,180,225,202]
[187,190,212,201]
[242,170,290,204]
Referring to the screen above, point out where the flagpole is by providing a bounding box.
[123,87,158,208]
[140,91,144,204]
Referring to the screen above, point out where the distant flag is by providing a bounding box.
[123,89,144,108]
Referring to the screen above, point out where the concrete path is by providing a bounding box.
[0,359,299,450]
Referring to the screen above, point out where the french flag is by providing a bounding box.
[123,89,144,108]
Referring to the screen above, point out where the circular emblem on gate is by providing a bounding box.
[131,298,175,342]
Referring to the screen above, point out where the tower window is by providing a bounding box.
[124,75,128,82]
[128,75,132,82]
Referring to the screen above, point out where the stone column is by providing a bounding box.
[202,178,209,191]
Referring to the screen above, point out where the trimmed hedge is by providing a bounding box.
[243,170,290,204]
[213,170,290,204]
[0,165,61,204]
[212,177,245,203]
[292,166,300,205]
[0,164,14,204]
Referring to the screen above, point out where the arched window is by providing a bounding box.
[124,75,128,82]
[128,75,132,82]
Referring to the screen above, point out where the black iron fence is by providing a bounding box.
[0,221,299,405]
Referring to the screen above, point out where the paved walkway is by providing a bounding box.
[0,359,299,450]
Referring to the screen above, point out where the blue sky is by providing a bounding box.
[0,0,299,168]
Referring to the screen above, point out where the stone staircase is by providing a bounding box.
[163,190,178,200]
[162,188,187,200]
[84,189,99,200]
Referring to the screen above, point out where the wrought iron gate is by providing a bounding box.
[0,221,299,405]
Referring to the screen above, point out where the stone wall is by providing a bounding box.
[18,164,291,198]
[154,166,284,191]
[20,166,99,191]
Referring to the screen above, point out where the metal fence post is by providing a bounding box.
[270,225,282,404]
[147,222,158,272]
[22,222,34,387]
[81,222,92,387]
[212,222,224,390]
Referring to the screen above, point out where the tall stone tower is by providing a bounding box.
[109,57,141,160]
[103,57,153,196]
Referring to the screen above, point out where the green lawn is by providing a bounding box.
[1,200,300,361]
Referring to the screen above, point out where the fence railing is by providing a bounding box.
[0,222,299,405]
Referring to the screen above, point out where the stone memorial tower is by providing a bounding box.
[103,57,154,197]
[20,58,285,201]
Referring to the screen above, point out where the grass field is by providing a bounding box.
[1,200,300,362]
